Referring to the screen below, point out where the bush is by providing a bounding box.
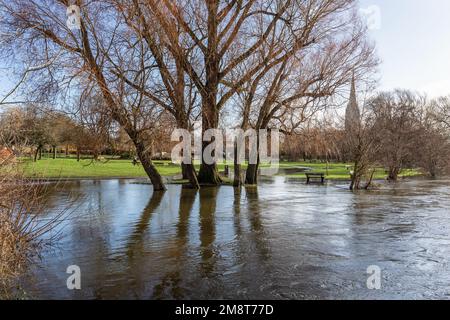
[0,165,69,297]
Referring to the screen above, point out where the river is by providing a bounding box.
[21,177,450,299]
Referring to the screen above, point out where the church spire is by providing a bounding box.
[345,74,361,132]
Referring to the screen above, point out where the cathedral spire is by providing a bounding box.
[345,74,360,132]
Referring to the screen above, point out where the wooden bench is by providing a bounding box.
[305,172,325,184]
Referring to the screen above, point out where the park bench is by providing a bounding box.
[305,172,325,184]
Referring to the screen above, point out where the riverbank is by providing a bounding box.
[19,158,422,181]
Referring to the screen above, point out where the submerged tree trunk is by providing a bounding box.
[349,160,360,191]
[349,174,361,191]
[245,163,259,185]
[388,166,400,181]
[197,102,222,185]
[233,140,242,187]
[182,162,200,189]
[133,137,166,191]
[364,169,376,190]
[245,132,261,185]
[198,162,222,185]
[245,140,260,185]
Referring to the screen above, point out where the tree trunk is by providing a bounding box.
[182,163,200,189]
[364,169,375,190]
[33,147,40,162]
[182,164,189,180]
[134,138,166,191]
[429,164,437,178]
[198,162,222,185]
[349,160,359,191]
[388,167,399,181]
[53,146,57,159]
[197,103,222,185]
[77,148,81,162]
[245,131,261,185]
[349,179,355,191]
[245,162,259,185]
[38,147,42,160]
[233,140,242,187]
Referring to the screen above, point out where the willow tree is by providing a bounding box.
[230,0,378,184]
[139,0,377,185]
[114,0,201,188]
[138,0,305,185]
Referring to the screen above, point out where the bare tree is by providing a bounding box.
[114,0,201,188]
[431,96,450,130]
[346,121,380,190]
[0,0,167,190]
[368,90,425,181]
[136,0,310,184]
[230,1,378,184]
[415,98,450,177]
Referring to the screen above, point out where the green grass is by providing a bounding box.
[277,161,422,180]
[21,158,181,179]
[18,157,422,181]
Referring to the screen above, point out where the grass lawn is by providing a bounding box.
[276,161,421,180]
[21,158,180,179]
[19,157,422,181]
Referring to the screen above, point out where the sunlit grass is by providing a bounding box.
[21,157,180,178]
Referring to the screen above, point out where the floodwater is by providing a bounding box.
[21,177,450,299]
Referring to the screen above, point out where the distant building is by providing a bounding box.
[345,75,361,133]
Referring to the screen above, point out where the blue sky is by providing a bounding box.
[359,0,450,97]
[1,1,450,103]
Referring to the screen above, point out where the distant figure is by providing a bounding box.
[132,156,140,166]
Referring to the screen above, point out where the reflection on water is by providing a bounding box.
[22,177,450,299]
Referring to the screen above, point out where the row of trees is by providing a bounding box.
[0,0,377,191]
[0,104,175,162]
[281,91,450,189]
[283,90,450,189]
[349,91,450,189]
[282,90,450,181]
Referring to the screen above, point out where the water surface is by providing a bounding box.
[23,177,450,299]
